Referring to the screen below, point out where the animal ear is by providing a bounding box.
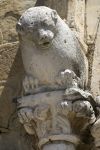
[51,10,58,24]
[16,22,24,35]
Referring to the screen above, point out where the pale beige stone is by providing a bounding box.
[36,0,68,19]
[0,0,36,43]
[0,42,24,127]
[86,0,100,96]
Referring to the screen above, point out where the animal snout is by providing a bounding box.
[40,32,48,41]
[38,29,54,45]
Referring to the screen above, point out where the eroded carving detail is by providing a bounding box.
[17,86,96,149]
[90,96,100,150]
[16,6,97,150]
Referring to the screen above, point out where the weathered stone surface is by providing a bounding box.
[91,29,100,96]
[16,6,97,150]
[0,42,24,127]
[0,0,100,150]
[67,0,85,39]
[86,0,100,96]
[0,42,35,149]
[35,0,68,19]
[0,0,36,43]
[0,130,35,150]
[17,6,88,90]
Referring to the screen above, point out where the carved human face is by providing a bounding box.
[16,7,58,48]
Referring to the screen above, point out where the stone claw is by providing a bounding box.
[56,69,80,88]
[23,75,38,94]
[72,100,95,119]
[18,108,34,124]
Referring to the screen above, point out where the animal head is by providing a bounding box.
[16,6,58,47]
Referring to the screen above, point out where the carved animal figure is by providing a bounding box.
[16,6,88,92]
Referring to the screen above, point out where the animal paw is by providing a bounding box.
[18,107,36,135]
[72,100,95,119]
[18,107,34,124]
[56,69,80,88]
[23,75,38,94]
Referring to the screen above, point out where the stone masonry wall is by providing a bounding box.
[0,1,36,150]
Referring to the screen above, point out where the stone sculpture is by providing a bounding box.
[16,6,88,91]
[16,6,98,150]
